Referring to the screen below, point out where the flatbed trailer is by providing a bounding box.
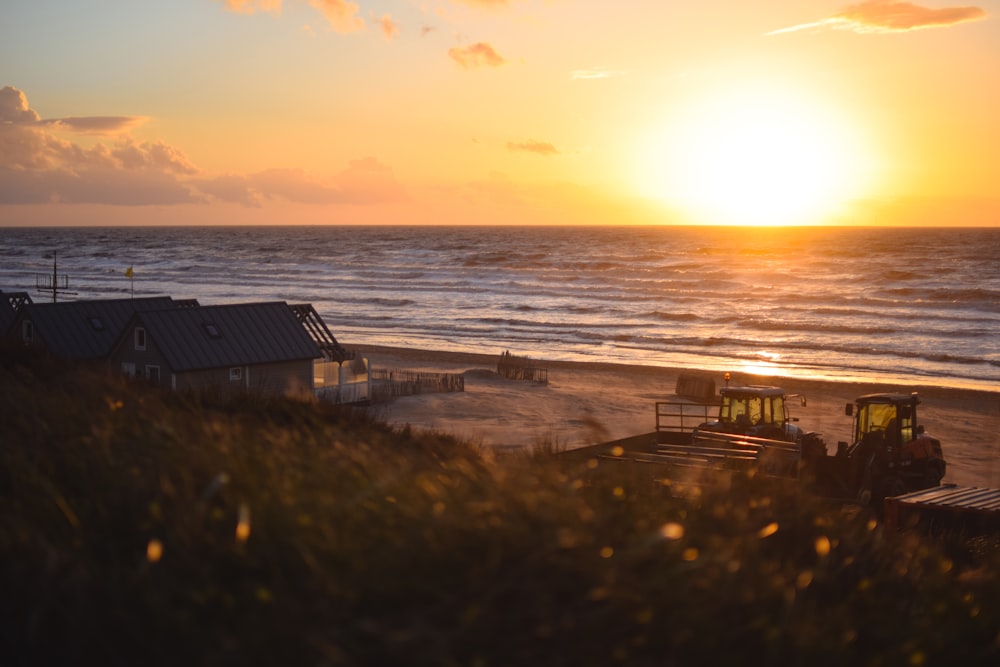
[561,392,948,508]
[571,433,803,481]
[883,485,1000,534]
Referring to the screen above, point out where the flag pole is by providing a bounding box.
[125,265,134,300]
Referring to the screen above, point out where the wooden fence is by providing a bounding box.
[369,368,465,402]
[497,351,548,384]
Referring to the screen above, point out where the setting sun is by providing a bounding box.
[636,84,880,226]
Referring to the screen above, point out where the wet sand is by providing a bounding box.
[349,344,1000,489]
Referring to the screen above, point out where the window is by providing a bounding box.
[145,365,160,383]
[21,320,33,343]
[230,367,243,381]
[121,362,136,377]
[135,327,146,351]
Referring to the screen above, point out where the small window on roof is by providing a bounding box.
[204,323,221,338]
[89,317,104,331]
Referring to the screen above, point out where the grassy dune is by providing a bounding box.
[1,346,998,666]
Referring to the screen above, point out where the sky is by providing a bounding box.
[1,0,998,227]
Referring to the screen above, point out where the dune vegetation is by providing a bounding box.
[1,345,998,666]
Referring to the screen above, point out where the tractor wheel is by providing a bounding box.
[922,463,944,489]
[800,434,827,461]
[758,427,786,441]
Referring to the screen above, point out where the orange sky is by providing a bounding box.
[1,1,998,226]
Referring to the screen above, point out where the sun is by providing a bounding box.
[635,84,879,225]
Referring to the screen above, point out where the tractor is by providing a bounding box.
[802,392,946,505]
[692,385,808,443]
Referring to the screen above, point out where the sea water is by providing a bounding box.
[1,225,998,392]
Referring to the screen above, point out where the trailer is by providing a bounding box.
[561,389,946,507]
[883,485,1000,534]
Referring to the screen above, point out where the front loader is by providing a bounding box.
[801,392,946,505]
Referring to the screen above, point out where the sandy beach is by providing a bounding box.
[349,344,1000,489]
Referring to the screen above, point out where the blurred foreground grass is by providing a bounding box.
[1,346,998,666]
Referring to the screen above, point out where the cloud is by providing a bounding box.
[195,158,406,207]
[570,68,626,81]
[221,0,282,14]
[507,140,559,157]
[452,0,510,7]
[0,135,201,205]
[0,133,201,205]
[770,1,987,35]
[108,140,198,175]
[0,86,200,205]
[42,116,149,136]
[0,85,40,123]
[1,86,405,210]
[448,42,506,68]
[377,14,400,40]
[3,84,146,136]
[308,0,364,33]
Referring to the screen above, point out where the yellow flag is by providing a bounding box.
[125,266,133,279]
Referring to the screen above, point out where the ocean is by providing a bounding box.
[1,225,998,392]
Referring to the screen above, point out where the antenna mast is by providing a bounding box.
[35,250,76,302]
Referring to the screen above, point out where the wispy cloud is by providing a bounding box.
[308,0,364,33]
[770,1,987,35]
[222,0,282,15]
[448,42,506,68]
[507,140,559,156]
[196,158,406,207]
[453,0,510,7]
[570,68,626,81]
[42,116,149,136]
[377,14,400,40]
[224,0,365,34]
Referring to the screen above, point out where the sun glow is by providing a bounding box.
[636,84,879,226]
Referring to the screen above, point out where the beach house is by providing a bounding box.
[107,301,322,396]
[4,296,192,361]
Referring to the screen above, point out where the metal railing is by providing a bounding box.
[654,400,716,434]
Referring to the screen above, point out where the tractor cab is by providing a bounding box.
[848,393,925,454]
[696,386,805,442]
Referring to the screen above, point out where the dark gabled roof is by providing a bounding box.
[133,302,321,372]
[17,297,178,360]
[0,291,33,337]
